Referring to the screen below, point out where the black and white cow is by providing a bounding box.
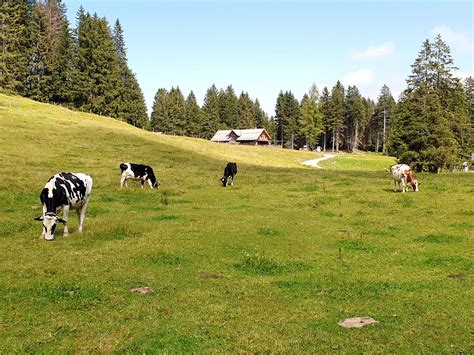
[221,162,237,187]
[34,172,93,241]
[120,162,159,189]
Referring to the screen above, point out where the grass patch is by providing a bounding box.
[0,94,472,352]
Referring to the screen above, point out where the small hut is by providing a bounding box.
[210,129,272,146]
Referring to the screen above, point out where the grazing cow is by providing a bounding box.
[221,162,237,187]
[34,172,93,240]
[120,162,159,189]
[390,164,419,192]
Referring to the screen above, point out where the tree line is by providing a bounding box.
[1,0,148,128]
[150,85,271,139]
[1,1,471,172]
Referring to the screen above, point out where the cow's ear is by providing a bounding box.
[34,216,44,221]
[57,218,66,224]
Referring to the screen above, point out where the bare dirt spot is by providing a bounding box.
[130,287,154,294]
[448,274,465,279]
[338,316,379,328]
[200,272,224,279]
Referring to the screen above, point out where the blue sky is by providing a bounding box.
[66,1,473,116]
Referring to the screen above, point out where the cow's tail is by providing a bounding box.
[119,163,128,172]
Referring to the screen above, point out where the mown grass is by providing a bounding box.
[0,93,472,352]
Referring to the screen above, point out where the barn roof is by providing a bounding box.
[233,129,267,141]
[210,130,233,142]
[211,128,271,142]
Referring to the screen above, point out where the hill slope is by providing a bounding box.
[0,94,472,352]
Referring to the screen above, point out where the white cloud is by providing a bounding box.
[431,25,472,53]
[349,42,395,60]
[342,69,373,86]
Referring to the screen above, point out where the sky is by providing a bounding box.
[66,0,473,117]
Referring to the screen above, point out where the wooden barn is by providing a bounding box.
[210,129,272,146]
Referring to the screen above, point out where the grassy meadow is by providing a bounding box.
[0,93,472,352]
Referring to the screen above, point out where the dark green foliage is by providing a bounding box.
[237,91,255,128]
[185,91,202,137]
[219,85,239,128]
[1,2,148,128]
[150,88,169,132]
[299,84,323,150]
[344,85,365,152]
[390,35,470,172]
[329,81,345,152]
[74,13,121,117]
[201,84,220,139]
[275,90,300,148]
[0,0,35,93]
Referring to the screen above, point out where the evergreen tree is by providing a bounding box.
[344,85,365,152]
[329,81,345,152]
[201,84,220,139]
[275,91,300,148]
[371,85,396,153]
[219,85,239,128]
[74,13,121,117]
[111,19,148,128]
[0,0,35,93]
[253,99,268,129]
[299,84,323,150]
[150,88,169,132]
[237,92,255,128]
[167,86,186,135]
[26,3,53,101]
[390,35,469,171]
[320,87,331,151]
[185,91,202,137]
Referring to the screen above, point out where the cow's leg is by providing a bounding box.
[62,205,70,236]
[120,174,127,188]
[77,199,90,234]
[401,177,407,193]
[230,176,234,186]
[141,179,145,189]
[147,179,154,189]
[394,180,398,192]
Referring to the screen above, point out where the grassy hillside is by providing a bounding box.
[0,93,472,352]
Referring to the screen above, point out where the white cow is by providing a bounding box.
[390,164,419,193]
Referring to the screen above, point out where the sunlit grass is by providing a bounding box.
[0,93,472,352]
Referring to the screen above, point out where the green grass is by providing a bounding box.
[0,93,472,352]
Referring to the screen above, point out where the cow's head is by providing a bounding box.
[34,212,66,240]
[411,179,419,192]
[153,180,160,189]
[220,177,227,187]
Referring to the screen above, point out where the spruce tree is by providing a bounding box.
[253,99,268,129]
[320,87,331,151]
[0,0,35,93]
[299,84,323,150]
[275,91,300,149]
[201,84,220,139]
[237,92,255,128]
[150,88,169,132]
[111,19,148,128]
[74,13,121,117]
[330,81,345,152]
[167,86,186,135]
[219,85,239,128]
[344,85,365,152]
[185,91,202,137]
[390,35,469,171]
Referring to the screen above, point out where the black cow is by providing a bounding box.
[221,162,237,187]
[120,162,159,189]
[34,172,93,241]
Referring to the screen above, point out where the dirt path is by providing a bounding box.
[302,153,336,169]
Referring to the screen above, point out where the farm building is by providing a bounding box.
[210,129,272,146]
